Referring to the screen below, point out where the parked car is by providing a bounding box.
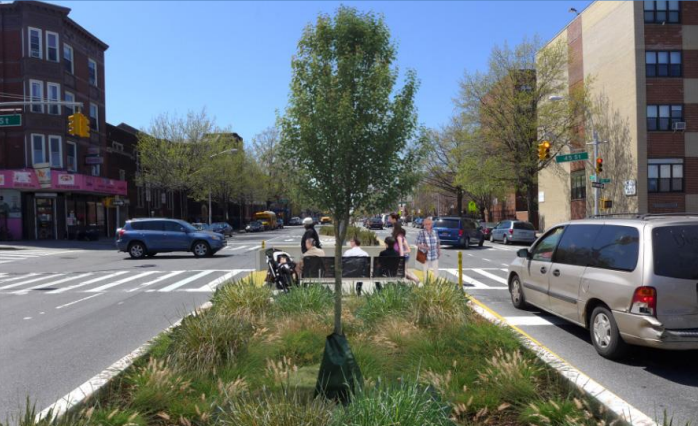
[413,218,423,228]
[490,220,536,245]
[508,215,698,359]
[116,218,226,259]
[368,217,384,230]
[479,222,497,239]
[288,217,303,226]
[246,221,264,232]
[191,223,210,231]
[209,222,234,237]
[320,216,332,224]
[432,217,484,249]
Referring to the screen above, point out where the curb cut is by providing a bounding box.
[467,295,657,426]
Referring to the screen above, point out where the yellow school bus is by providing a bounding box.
[254,211,277,230]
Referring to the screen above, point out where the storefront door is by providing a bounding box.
[36,198,56,240]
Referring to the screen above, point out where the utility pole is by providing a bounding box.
[591,129,600,216]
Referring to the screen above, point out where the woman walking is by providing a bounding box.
[416,217,440,279]
[390,213,419,283]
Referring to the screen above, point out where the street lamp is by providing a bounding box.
[548,95,602,216]
[208,148,238,225]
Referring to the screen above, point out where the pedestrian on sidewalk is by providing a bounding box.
[301,217,321,254]
[416,217,440,279]
[390,213,418,283]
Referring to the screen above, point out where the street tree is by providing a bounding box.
[252,126,292,210]
[423,125,468,215]
[280,6,422,339]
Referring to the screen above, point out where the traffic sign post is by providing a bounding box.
[0,114,21,127]
[555,152,589,163]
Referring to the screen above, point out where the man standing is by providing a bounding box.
[301,217,321,254]
[416,217,441,279]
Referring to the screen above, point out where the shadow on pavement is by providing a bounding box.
[0,239,117,251]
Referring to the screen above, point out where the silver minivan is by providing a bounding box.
[507,216,698,359]
[491,220,537,244]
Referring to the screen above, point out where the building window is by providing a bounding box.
[645,51,681,77]
[90,103,99,131]
[65,91,75,115]
[67,141,77,172]
[49,135,62,168]
[112,142,124,152]
[644,1,680,24]
[119,169,126,181]
[571,171,586,200]
[647,104,683,131]
[63,44,74,74]
[88,58,97,86]
[649,159,683,192]
[31,134,46,165]
[47,83,60,115]
[91,164,100,177]
[46,31,59,62]
[29,27,42,59]
[30,80,43,113]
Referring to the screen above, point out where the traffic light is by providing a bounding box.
[600,198,613,210]
[77,113,90,138]
[68,114,78,136]
[67,112,90,138]
[538,141,551,160]
[596,157,604,173]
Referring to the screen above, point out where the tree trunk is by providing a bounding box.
[526,183,536,228]
[333,216,349,335]
[456,187,463,216]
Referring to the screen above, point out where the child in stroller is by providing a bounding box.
[265,248,299,292]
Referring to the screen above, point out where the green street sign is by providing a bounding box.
[555,152,589,163]
[0,114,21,127]
[599,178,612,184]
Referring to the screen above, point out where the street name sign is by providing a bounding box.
[0,114,21,127]
[555,152,589,163]
[599,178,611,184]
[592,182,605,189]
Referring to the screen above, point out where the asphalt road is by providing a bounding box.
[2,224,696,423]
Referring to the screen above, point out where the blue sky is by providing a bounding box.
[55,1,591,142]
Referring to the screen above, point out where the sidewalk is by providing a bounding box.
[0,238,116,251]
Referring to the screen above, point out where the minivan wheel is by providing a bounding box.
[590,306,628,359]
[489,234,494,242]
[128,242,146,259]
[510,274,527,309]
[478,238,484,247]
[503,235,510,245]
[462,237,470,250]
[192,241,211,258]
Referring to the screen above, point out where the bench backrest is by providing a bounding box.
[301,256,404,279]
[372,256,406,278]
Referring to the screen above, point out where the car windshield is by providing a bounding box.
[435,219,459,229]
[251,221,262,226]
[514,222,535,230]
[653,225,698,279]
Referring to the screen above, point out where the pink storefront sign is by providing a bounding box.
[0,169,127,196]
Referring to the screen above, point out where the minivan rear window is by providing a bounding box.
[514,222,535,230]
[435,219,459,229]
[653,225,698,279]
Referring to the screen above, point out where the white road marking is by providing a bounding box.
[47,271,129,294]
[467,254,474,257]
[23,317,32,320]
[0,273,38,284]
[245,245,261,251]
[127,271,185,292]
[284,239,294,242]
[482,258,492,262]
[12,273,93,295]
[472,268,508,285]
[226,246,248,252]
[501,263,509,267]
[158,270,215,292]
[441,269,491,289]
[187,270,247,292]
[87,271,159,293]
[55,293,104,310]
[0,274,63,290]
[503,316,565,326]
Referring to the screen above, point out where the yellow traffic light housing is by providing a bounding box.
[78,113,90,138]
[538,141,551,161]
[67,112,89,138]
[68,114,77,136]
[596,157,604,174]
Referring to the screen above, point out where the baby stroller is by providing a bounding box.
[265,248,299,292]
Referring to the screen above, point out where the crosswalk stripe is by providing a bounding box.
[47,271,129,294]
[127,271,185,292]
[0,254,42,258]
[472,268,508,285]
[12,273,93,295]
[158,270,215,292]
[55,293,104,310]
[86,271,160,293]
[0,274,63,290]
[227,246,248,251]
[187,270,245,292]
[0,273,38,284]
[245,245,261,252]
[442,269,490,289]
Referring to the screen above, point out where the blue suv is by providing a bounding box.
[116,218,226,259]
[432,216,484,249]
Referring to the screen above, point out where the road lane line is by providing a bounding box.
[244,245,261,252]
[503,316,560,326]
[127,271,185,292]
[442,269,491,289]
[0,274,62,290]
[12,273,93,295]
[55,293,104,310]
[158,270,215,292]
[187,270,247,292]
[86,271,159,293]
[0,273,38,284]
[47,271,129,294]
[472,268,508,285]
[482,258,492,262]
[226,246,248,252]
[501,263,509,267]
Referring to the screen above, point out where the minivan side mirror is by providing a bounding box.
[517,248,530,259]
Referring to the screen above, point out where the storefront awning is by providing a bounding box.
[0,169,127,196]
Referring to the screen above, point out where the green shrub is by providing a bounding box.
[319,225,378,246]
[356,283,413,324]
[125,358,192,415]
[274,285,334,316]
[518,398,591,425]
[332,379,454,426]
[0,399,91,426]
[167,309,254,374]
[84,408,147,426]
[215,390,335,426]
[477,349,542,406]
[410,278,469,326]
[213,277,273,317]
[276,324,326,366]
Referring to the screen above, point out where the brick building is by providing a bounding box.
[538,1,698,229]
[0,1,125,240]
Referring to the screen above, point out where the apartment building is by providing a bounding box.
[538,1,698,228]
[0,1,123,240]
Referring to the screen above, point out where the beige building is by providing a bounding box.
[538,1,698,229]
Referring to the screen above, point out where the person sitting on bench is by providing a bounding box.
[344,237,369,295]
[297,237,326,277]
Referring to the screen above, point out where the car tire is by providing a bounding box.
[146,252,157,257]
[589,306,628,359]
[192,241,211,258]
[503,235,510,245]
[478,238,484,247]
[509,274,527,309]
[489,234,494,242]
[128,242,147,259]
[462,237,470,250]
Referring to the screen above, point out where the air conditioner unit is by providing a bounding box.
[673,122,687,131]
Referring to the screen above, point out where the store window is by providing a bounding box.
[49,135,62,168]
[571,170,586,200]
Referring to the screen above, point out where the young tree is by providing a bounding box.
[280,6,422,336]
[252,126,291,209]
[423,126,468,215]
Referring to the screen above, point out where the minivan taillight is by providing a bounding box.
[458,229,463,237]
[509,229,514,235]
[630,286,657,316]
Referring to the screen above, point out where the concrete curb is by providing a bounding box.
[467,296,657,426]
